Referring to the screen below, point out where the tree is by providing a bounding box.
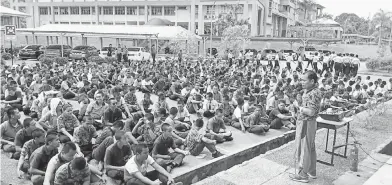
[220,25,250,56]
[1,0,10,7]
[298,0,316,22]
[335,13,370,35]
[372,9,392,46]
[215,4,250,36]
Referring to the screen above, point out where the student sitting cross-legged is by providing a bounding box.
[185,118,224,158]
[124,143,183,185]
[206,109,233,143]
[243,105,271,134]
[152,123,189,173]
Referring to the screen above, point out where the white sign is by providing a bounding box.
[5,25,17,41]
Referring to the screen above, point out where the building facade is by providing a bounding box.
[10,0,323,37]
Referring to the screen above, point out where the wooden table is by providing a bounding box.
[316,117,353,166]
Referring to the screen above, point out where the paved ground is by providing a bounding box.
[194,101,392,185]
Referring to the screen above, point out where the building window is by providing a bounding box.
[139,6,145,15]
[206,5,215,15]
[60,7,69,15]
[54,7,58,15]
[178,6,187,10]
[18,6,26,13]
[268,0,272,17]
[103,7,113,15]
[70,7,79,15]
[195,5,198,15]
[127,7,137,15]
[39,7,49,15]
[60,22,69,24]
[70,22,80,24]
[103,22,113,25]
[115,7,125,15]
[115,22,125,25]
[18,0,25,2]
[164,6,175,16]
[151,6,162,15]
[82,22,90,24]
[236,5,244,14]
[92,7,95,15]
[81,7,90,15]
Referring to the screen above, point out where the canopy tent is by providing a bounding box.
[16,24,201,40]
[145,18,173,26]
[0,6,30,17]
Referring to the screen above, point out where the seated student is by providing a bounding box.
[1,107,23,159]
[132,113,161,152]
[152,123,189,173]
[168,78,183,101]
[206,108,233,143]
[29,133,60,185]
[187,89,203,114]
[102,97,124,128]
[141,76,154,93]
[201,92,219,118]
[230,98,247,132]
[220,95,234,124]
[243,105,270,134]
[165,107,190,139]
[73,115,98,159]
[54,157,92,185]
[268,100,296,130]
[104,131,133,183]
[85,92,107,123]
[17,129,45,178]
[180,83,192,102]
[94,120,124,148]
[175,100,190,123]
[124,143,183,185]
[2,85,23,111]
[153,92,170,117]
[153,77,167,94]
[139,93,154,114]
[124,86,141,113]
[57,103,80,143]
[185,118,223,158]
[112,87,133,119]
[14,118,38,154]
[77,93,90,121]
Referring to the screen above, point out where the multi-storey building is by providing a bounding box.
[10,0,323,37]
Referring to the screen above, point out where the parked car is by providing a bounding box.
[261,49,277,60]
[70,45,99,61]
[320,50,332,55]
[99,46,116,58]
[127,47,151,61]
[44,45,72,58]
[18,45,45,60]
[279,49,295,60]
[297,46,317,60]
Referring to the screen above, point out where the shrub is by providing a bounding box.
[53,57,69,66]
[104,57,117,64]
[39,56,54,67]
[365,58,380,71]
[1,53,12,60]
[87,55,105,65]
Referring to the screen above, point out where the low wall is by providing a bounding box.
[173,130,296,185]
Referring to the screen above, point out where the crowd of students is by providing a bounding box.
[1,48,392,185]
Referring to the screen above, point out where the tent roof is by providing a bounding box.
[310,18,340,26]
[146,18,173,26]
[17,24,201,40]
[0,6,30,17]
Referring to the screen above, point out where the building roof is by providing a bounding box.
[310,18,341,26]
[17,24,201,40]
[0,6,30,17]
[146,18,173,26]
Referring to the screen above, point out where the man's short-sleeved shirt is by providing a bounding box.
[54,162,90,185]
[14,129,33,147]
[73,125,97,146]
[103,108,123,123]
[29,145,58,172]
[232,107,242,120]
[207,117,226,133]
[86,101,107,120]
[124,155,155,181]
[94,127,115,147]
[0,120,22,141]
[185,128,204,151]
[21,139,43,161]
[152,135,176,156]
[57,113,79,133]
[138,123,161,145]
[269,108,289,121]
[105,142,132,167]
[92,137,114,162]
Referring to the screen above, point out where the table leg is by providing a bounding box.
[325,128,330,152]
[344,123,350,157]
[331,129,337,165]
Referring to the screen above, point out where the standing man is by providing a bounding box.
[122,45,129,64]
[290,70,323,183]
[116,44,122,63]
[107,44,113,57]
[178,50,183,63]
[351,55,360,77]
[151,45,157,64]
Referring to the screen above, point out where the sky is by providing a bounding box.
[316,0,392,18]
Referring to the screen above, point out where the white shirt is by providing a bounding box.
[181,88,190,96]
[141,80,153,86]
[233,106,242,119]
[313,56,320,63]
[323,56,330,64]
[125,155,155,175]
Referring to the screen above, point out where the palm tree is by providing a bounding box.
[300,0,316,22]
[372,9,392,46]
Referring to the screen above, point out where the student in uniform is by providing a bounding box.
[351,54,360,77]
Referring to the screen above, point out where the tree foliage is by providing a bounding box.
[317,12,333,20]
[1,0,10,7]
[372,9,392,45]
[335,13,371,35]
[220,25,250,56]
[215,4,250,36]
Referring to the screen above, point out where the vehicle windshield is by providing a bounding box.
[25,45,41,50]
[305,47,316,51]
[284,50,294,53]
[46,45,65,49]
[128,48,141,52]
[266,49,277,53]
[73,46,89,50]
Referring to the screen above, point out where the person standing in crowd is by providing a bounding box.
[286,53,293,72]
[178,50,183,63]
[312,52,320,72]
[122,45,129,64]
[107,44,113,57]
[116,44,122,63]
[321,52,330,75]
[352,55,360,77]
[151,44,157,63]
[290,70,323,183]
